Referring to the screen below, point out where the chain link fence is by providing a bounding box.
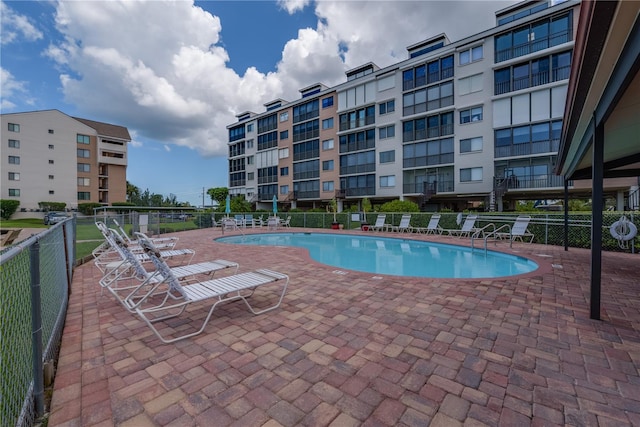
[213,211,638,253]
[0,220,73,427]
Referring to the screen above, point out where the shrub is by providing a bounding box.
[0,199,20,220]
[78,203,103,215]
[378,199,420,213]
[39,201,66,212]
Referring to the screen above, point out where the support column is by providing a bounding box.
[564,179,569,251]
[590,121,604,321]
[616,190,624,211]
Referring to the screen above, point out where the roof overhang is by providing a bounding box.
[556,0,640,180]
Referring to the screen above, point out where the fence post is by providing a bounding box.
[30,240,45,419]
[545,214,549,245]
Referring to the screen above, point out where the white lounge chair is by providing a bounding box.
[267,216,280,230]
[390,214,413,233]
[281,216,292,228]
[416,214,443,235]
[94,222,195,273]
[221,217,239,231]
[112,219,178,249]
[494,215,535,245]
[132,237,289,343]
[445,214,478,238]
[369,214,387,232]
[100,229,239,310]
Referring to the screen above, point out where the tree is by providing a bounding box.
[126,181,141,204]
[207,187,229,206]
[230,196,252,213]
[0,199,20,220]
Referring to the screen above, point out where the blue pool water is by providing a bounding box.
[215,233,538,279]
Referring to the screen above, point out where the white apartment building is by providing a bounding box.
[1,110,130,216]
[227,0,638,212]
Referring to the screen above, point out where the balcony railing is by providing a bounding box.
[296,190,320,199]
[403,180,454,194]
[495,29,571,63]
[496,174,565,190]
[495,139,560,158]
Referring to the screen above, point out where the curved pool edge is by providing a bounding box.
[213,229,550,280]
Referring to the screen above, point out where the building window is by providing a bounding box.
[77,149,90,158]
[322,96,334,108]
[460,137,483,153]
[322,181,334,192]
[49,144,54,149]
[379,125,395,140]
[380,175,395,187]
[247,156,254,165]
[403,111,454,142]
[78,178,90,186]
[8,172,19,181]
[494,50,572,95]
[8,155,20,164]
[460,106,483,124]
[49,190,55,195]
[379,99,395,115]
[77,134,90,144]
[460,167,483,182]
[322,160,334,171]
[280,130,289,140]
[78,192,91,200]
[8,139,20,148]
[379,150,395,163]
[247,172,254,180]
[403,81,453,115]
[280,185,289,195]
[247,123,254,132]
[8,189,20,196]
[49,175,54,180]
[78,163,90,172]
[49,160,54,164]
[280,167,289,176]
[339,105,376,131]
[48,129,54,134]
[279,148,289,159]
[458,74,483,96]
[8,123,20,132]
[322,118,334,130]
[459,45,483,65]
[322,139,334,150]
[246,139,254,149]
[495,11,573,63]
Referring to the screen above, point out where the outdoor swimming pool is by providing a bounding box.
[215,233,538,278]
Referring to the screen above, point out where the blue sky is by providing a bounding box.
[1,0,515,206]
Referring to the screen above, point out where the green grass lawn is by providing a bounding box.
[0,218,47,228]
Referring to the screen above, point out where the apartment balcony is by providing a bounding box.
[99,150,126,166]
[257,191,277,201]
[403,180,454,195]
[494,174,566,192]
[343,187,375,197]
[296,190,319,200]
[495,139,560,158]
[495,29,571,63]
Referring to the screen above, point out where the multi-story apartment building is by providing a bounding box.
[228,0,637,212]
[1,110,130,215]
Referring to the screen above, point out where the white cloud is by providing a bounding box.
[44,0,513,157]
[0,67,28,111]
[278,0,312,14]
[0,1,43,45]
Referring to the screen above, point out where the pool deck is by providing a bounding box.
[49,227,640,426]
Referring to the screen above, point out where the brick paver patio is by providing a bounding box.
[49,227,640,426]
